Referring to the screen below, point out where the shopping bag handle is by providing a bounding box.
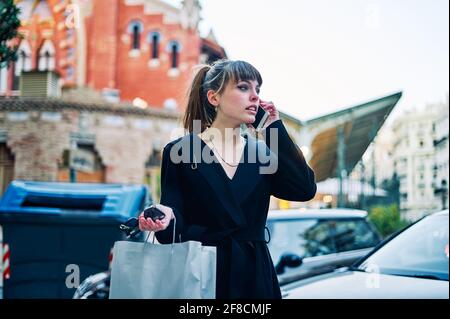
[144,212,178,253]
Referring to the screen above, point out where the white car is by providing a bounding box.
[283,210,449,299]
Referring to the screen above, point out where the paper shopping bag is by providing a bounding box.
[109,239,216,299]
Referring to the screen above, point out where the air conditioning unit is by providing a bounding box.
[20,70,62,98]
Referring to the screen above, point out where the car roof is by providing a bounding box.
[267,208,368,220]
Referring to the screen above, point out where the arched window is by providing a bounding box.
[16,40,32,76]
[127,20,144,50]
[38,40,56,71]
[67,47,75,59]
[11,41,32,91]
[166,40,182,69]
[66,66,74,81]
[17,0,52,21]
[147,31,162,59]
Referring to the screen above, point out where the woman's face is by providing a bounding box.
[208,79,261,127]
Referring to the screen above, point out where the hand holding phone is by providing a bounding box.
[252,106,270,131]
[120,205,166,238]
[143,205,166,221]
[138,204,173,232]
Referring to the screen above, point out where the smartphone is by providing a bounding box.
[252,106,270,131]
[143,205,166,221]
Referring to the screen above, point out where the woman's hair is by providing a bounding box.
[183,59,263,133]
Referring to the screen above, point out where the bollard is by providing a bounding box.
[0,225,3,299]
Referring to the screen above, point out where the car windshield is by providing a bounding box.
[358,214,449,281]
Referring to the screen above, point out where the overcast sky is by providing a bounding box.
[166,0,449,122]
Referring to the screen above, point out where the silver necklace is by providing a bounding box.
[208,135,240,167]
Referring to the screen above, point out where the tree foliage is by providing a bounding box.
[0,0,22,68]
[368,204,410,239]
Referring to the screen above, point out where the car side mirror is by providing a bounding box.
[275,253,303,274]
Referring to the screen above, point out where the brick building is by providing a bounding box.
[0,0,226,198]
[0,91,181,198]
[1,0,226,110]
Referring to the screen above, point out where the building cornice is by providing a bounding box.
[0,97,181,120]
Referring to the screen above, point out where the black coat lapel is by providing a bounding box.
[189,134,247,228]
[232,136,264,204]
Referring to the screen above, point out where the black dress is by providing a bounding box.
[155,120,317,299]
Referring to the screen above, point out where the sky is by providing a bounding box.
[165,0,449,122]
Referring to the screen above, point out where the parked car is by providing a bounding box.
[74,208,381,298]
[267,208,381,285]
[283,210,449,299]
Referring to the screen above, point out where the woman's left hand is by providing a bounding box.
[259,99,280,129]
[138,204,174,232]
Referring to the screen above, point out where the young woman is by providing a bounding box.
[139,59,317,299]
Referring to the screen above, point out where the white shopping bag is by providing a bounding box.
[109,237,216,299]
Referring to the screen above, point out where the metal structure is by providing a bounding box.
[286,92,403,207]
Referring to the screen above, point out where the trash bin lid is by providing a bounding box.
[0,180,148,220]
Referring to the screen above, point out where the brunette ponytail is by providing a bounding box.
[183,65,215,133]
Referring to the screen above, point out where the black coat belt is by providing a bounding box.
[201,226,270,246]
[201,227,273,298]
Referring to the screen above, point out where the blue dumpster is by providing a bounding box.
[0,180,151,299]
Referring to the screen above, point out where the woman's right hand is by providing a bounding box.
[138,204,174,232]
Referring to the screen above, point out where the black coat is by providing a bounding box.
[155,120,317,299]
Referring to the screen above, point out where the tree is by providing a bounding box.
[368,204,410,239]
[0,0,22,68]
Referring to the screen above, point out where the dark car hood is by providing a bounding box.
[284,270,449,299]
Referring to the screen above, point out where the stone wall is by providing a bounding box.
[0,98,181,187]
